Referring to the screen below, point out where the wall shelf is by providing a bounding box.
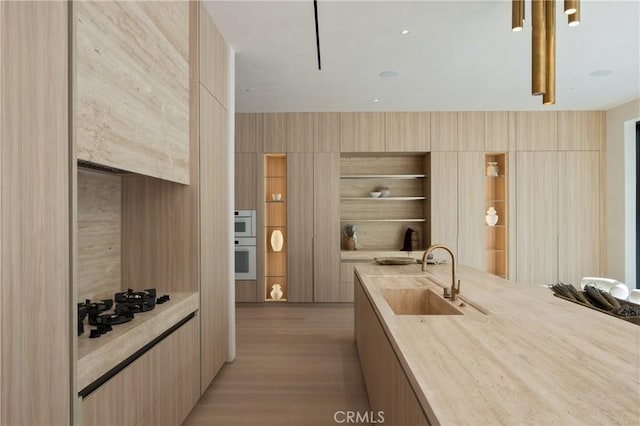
[341,196,426,201]
[264,154,288,302]
[339,154,430,251]
[341,174,425,179]
[485,153,508,278]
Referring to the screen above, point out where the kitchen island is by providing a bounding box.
[354,263,640,425]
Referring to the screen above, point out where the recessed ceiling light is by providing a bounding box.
[373,99,380,103]
[379,70,399,78]
[589,69,612,78]
[401,29,410,35]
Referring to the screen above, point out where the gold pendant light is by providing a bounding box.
[513,0,581,105]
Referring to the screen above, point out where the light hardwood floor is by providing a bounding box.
[184,304,371,426]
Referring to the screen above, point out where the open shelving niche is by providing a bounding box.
[340,154,430,251]
[264,154,287,301]
[485,153,508,278]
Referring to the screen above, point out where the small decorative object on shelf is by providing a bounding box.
[271,193,282,201]
[486,161,499,177]
[485,207,499,226]
[270,284,283,300]
[344,224,357,250]
[270,229,284,252]
[380,186,391,197]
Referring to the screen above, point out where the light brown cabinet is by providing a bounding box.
[235,113,258,153]
[516,152,559,285]
[314,153,342,301]
[559,151,601,285]
[384,112,431,152]
[429,152,458,255]
[515,112,558,151]
[199,2,228,107]
[287,153,315,302]
[262,113,288,152]
[484,112,510,152]
[457,112,485,151]
[430,112,458,151]
[235,153,257,210]
[286,113,314,152]
[557,111,604,151]
[199,85,230,392]
[314,112,341,152]
[457,152,485,270]
[75,1,190,184]
[340,112,385,152]
[0,2,71,424]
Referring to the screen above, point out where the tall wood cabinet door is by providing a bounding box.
[235,153,257,210]
[199,2,228,107]
[314,112,340,152]
[340,112,385,152]
[557,111,604,151]
[429,152,458,256]
[515,112,558,151]
[1,2,71,424]
[235,113,257,153]
[262,113,287,153]
[199,87,229,392]
[457,152,485,270]
[287,153,314,302]
[457,112,485,151]
[484,112,510,152]
[385,112,431,152]
[516,152,558,285]
[314,153,341,301]
[286,113,314,152]
[559,151,600,285]
[430,112,458,151]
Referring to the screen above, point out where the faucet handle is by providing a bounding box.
[455,280,461,296]
[443,287,451,298]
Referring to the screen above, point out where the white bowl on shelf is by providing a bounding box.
[369,191,382,198]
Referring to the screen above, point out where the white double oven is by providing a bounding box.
[234,210,256,280]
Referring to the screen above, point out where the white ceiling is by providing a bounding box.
[204,0,640,112]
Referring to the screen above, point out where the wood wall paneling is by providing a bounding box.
[262,113,287,153]
[314,153,342,301]
[75,1,190,184]
[1,2,70,424]
[558,151,601,286]
[287,153,314,302]
[484,111,510,152]
[314,112,341,152]
[340,112,385,152]
[515,112,558,151]
[430,112,458,151]
[457,112,485,152]
[235,113,257,153]
[234,153,257,210]
[384,112,431,152]
[557,111,604,151]
[77,169,121,302]
[429,152,458,256]
[516,152,559,285]
[457,152,486,270]
[199,86,230,392]
[199,2,228,107]
[286,113,314,152]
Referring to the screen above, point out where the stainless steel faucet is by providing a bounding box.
[421,244,460,301]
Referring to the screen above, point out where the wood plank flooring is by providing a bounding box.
[183,304,371,426]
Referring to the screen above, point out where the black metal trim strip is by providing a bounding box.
[314,0,321,70]
[78,312,196,399]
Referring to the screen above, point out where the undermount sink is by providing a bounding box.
[381,288,463,315]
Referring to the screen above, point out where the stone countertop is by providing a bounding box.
[355,263,640,425]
